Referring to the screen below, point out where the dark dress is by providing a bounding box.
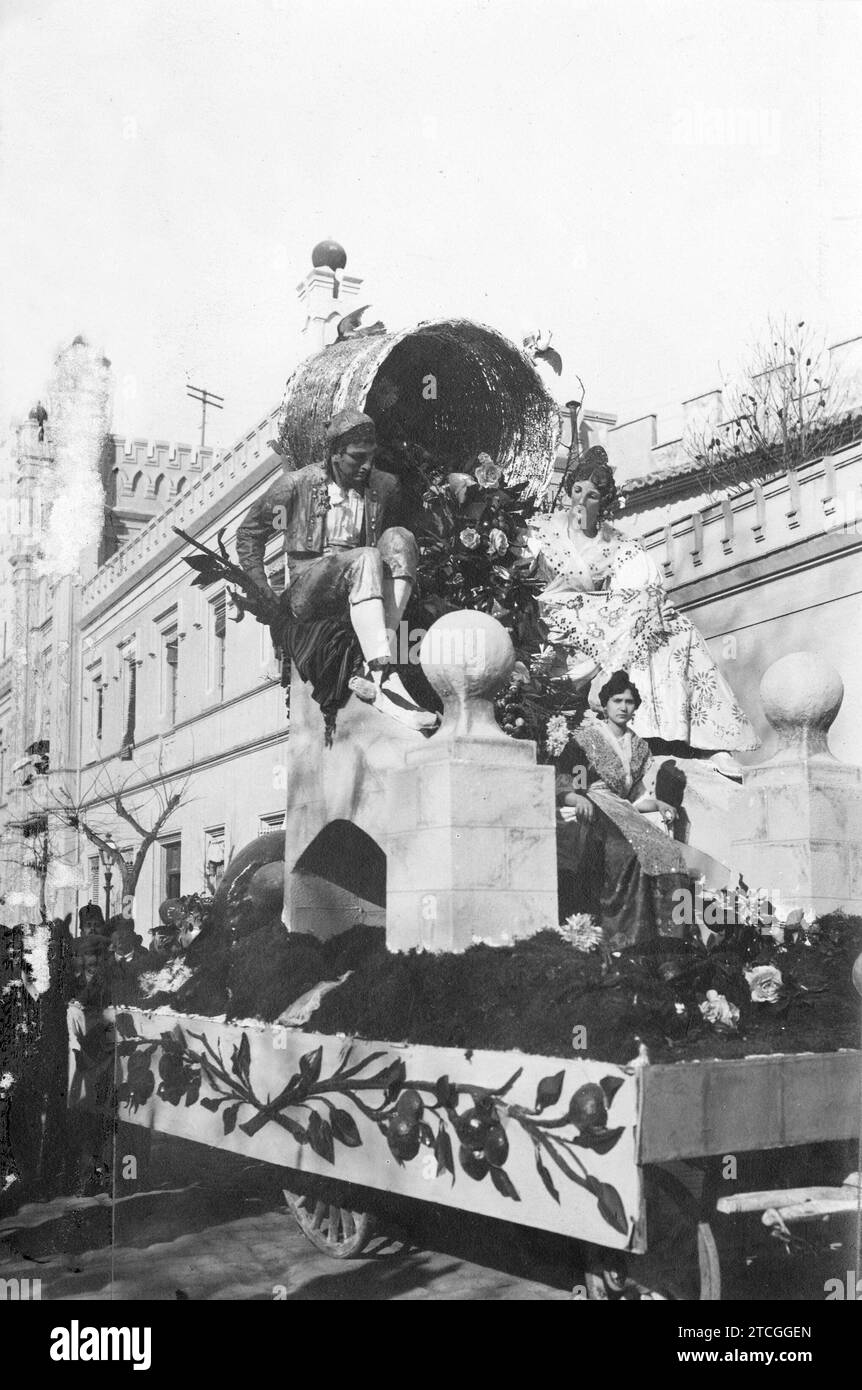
[555,723,692,950]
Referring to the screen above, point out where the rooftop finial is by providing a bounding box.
[311,239,347,273]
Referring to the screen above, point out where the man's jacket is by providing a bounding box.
[235,463,403,591]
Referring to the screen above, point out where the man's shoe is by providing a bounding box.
[371,686,440,732]
[372,668,439,732]
[348,666,378,703]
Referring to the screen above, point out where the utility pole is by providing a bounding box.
[186,384,224,450]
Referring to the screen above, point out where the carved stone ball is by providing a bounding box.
[311,239,347,272]
[419,610,514,705]
[760,651,844,754]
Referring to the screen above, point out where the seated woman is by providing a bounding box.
[526,448,758,768]
[556,670,694,950]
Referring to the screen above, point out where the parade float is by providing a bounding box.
[67,302,862,1300]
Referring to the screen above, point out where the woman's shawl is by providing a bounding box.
[557,726,688,877]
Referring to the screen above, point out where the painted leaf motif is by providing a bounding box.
[329,1108,361,1148]
[307,1110,335,1163]
[184,1078,201,1107]
[534,1150,560,1203]
[599,1075,624,1108]
[489,1166,521,1202]
[127,1049,154,1077]
[223,1104,240,1135]
[114,1012,138,1039]
[570,1126,625,1155]
[272,1113,308,1144]
[200,1095,227,1113]
[534,1070,565,1112]
[298,1046,323,1088]
[232,1033,251,1081]
[239,1111,272,1139]
[435,1124,455,1182]
[595,1181,628,1235]
[492,1066,523,1099]
[434,1074,456,1109]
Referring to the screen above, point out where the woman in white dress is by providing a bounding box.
[526,449,758,759]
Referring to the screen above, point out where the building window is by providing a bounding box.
[162,836,182,901]
[89,855,100,905]
[89,665,104,743]
[211,594,227,702]
[163,627,179,725]
[204,827,226,894]
[118,640,137,757]
[259,811,285,833]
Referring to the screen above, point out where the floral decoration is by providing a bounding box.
[103,1015,632,1238]
[744,964,784,1003]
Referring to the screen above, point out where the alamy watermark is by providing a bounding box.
[671,104,781,155]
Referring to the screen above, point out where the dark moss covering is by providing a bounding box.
[121,914,862,1067]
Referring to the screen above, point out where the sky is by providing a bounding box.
[1,0,860,452]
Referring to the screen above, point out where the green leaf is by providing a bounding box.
[223,1103,240,1135]
[329,1107,362,1148]
[489,1166,520,1202]
[307,1109,335,1163]
[534,1070,565,1112]
[535,1150,560,1203]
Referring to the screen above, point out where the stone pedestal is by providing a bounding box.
[386,611,558,953]
[731,652,862,913]
[283,610,559,953]
[385,743,558,953]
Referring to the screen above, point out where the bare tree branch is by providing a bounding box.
[684,317,859,500]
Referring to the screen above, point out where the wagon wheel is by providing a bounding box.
[583,1166,721,1301]
[283,1184,375,1260]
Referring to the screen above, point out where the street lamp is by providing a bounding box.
[101,833,118,924]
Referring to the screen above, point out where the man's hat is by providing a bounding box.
[325,409,376,451]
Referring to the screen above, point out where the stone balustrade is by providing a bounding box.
[628,440,862,586]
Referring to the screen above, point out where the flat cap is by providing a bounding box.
[325,409,376,447]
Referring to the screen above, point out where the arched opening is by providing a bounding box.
[175,475,187,495]
[153,472,166,497]
[290,819,386,941]
[131,469,143,494]
[294,819,385,905]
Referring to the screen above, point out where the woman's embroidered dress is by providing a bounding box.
[528,514,758,752]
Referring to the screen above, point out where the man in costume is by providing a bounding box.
[236,409,437,732]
